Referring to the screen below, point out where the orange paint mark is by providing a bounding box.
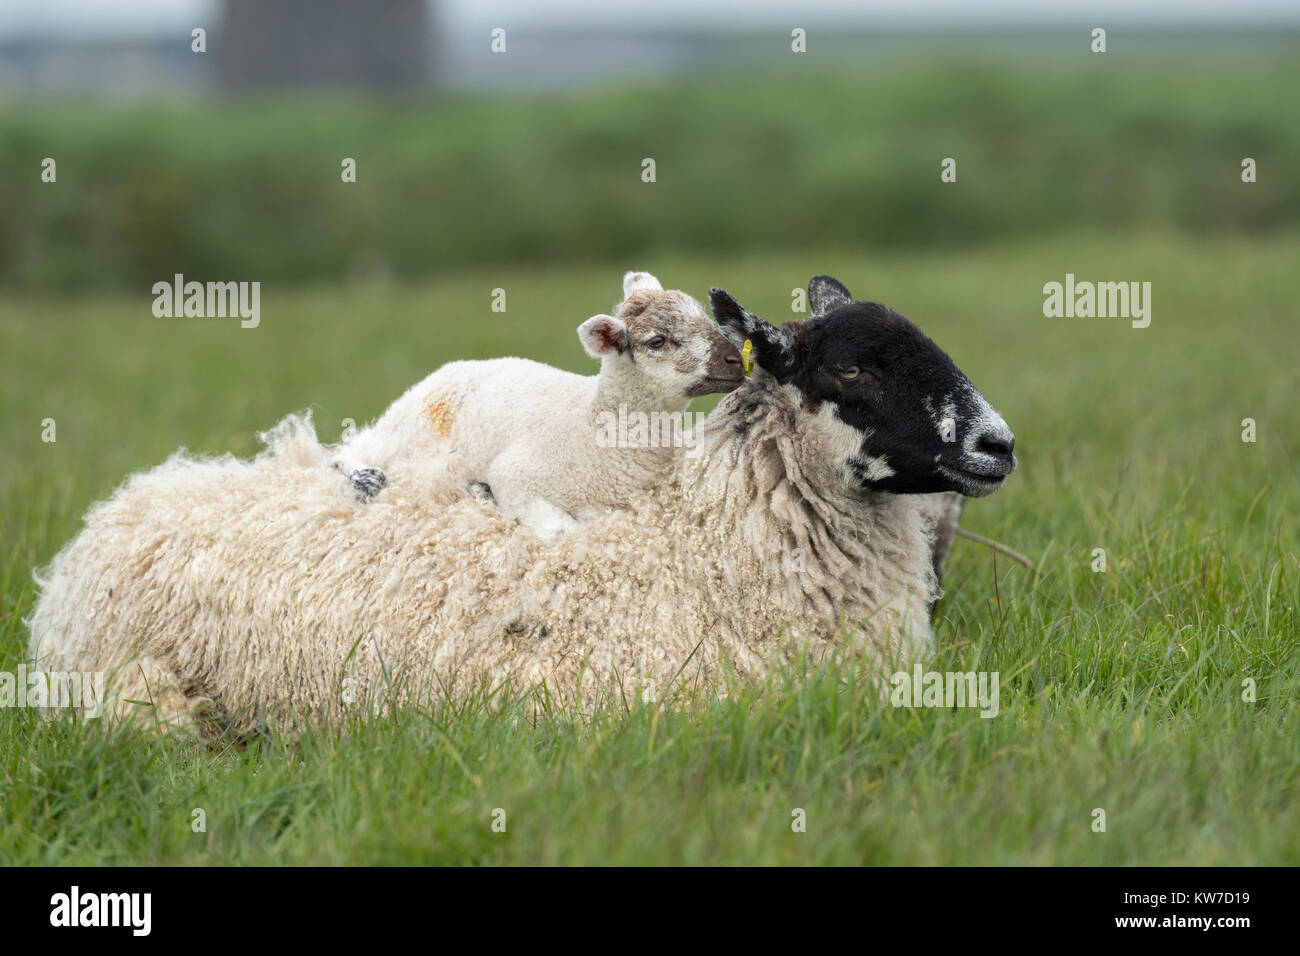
[424,395,454,437]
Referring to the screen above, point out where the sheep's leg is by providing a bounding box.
[921,492,965,615]
[110,655,211,733]
[928,492,965,584]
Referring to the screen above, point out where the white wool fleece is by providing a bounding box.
[27,372,938,736]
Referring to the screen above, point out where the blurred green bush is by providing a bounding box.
[3,37,1297,290]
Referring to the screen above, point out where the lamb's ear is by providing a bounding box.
[623,271,663,297]
[808,275,852,318]
[578,314,628,358]
[708,288,799,380]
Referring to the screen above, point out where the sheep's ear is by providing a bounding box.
[578,314,629,358]
[708,288,799,380]
[808,275,852,318]
[623,271,663,297]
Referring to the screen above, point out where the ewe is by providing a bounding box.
[332,270,743,539]
[27,275,1016,733]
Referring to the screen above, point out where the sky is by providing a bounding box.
[2,0,1298,39]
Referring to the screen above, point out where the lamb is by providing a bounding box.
[26,275,1017,734]
[331,270,743,539]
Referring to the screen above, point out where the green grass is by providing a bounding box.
[1,231,1297,864]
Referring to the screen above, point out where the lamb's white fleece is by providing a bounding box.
[331,270,740,538]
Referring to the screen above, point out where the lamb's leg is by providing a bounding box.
[331,380,458,500]
[347,467,388,502]
[483,451,581,541]
[325,450,387,501]
[467,481,494,502]
[474,482,579,540]
[330,432,390,501]
[329,400,426,501]
[515,499,582,541]
[331,422,391,478]
[330,429,397,501]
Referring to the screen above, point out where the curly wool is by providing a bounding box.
[27,375,939,733]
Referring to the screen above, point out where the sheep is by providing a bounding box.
[26,275,1016,734]
[331,270,743,539]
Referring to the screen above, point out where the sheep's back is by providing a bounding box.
[28,425,729,726]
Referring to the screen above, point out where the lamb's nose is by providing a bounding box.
[722,351,741,367]
[975,430,1015,460]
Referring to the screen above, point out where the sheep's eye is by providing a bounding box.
[646,336,668,349]
[838,366,862,381]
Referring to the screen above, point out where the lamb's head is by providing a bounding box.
[578,271,743,401]
[709,276,1016,498]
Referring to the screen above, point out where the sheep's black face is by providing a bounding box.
[709,277,1016,498]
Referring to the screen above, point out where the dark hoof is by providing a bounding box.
[350,467,388,502]
[467,481,494,503]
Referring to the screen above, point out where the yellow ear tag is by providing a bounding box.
[741,338,754,376]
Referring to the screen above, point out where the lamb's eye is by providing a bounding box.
[646,336,668,349]
[838,366,862,381]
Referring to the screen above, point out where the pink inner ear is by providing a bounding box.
[590,320,623,354]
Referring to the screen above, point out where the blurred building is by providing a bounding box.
[216,0,431,91]
[3,2,1297,99]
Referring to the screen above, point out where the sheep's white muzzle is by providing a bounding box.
[946,390,1016,496]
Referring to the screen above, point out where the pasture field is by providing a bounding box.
[3,33,1298,293]
[1,231,1295,864]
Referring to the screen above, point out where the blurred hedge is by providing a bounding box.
[2,37,1298,290]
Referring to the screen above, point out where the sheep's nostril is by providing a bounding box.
[976,432,1015,459]
[723,352,741,366]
